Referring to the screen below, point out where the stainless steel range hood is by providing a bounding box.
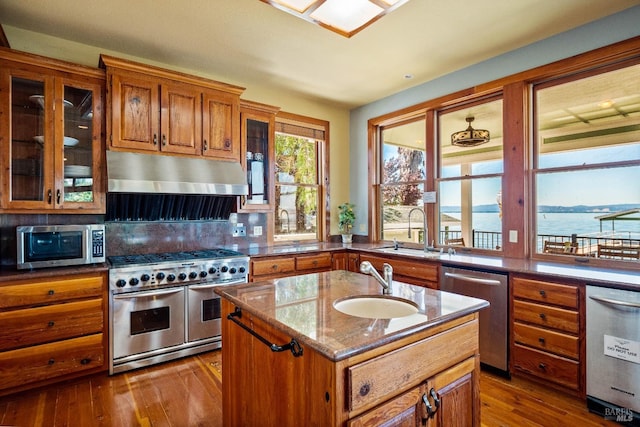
[106,151,248,221]
[107,151,248,195]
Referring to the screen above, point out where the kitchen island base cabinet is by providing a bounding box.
[221,299,480,426]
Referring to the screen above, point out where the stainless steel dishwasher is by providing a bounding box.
[441,266,508,373]
[586,285,640,424]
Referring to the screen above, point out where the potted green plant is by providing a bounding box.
[338,202,355,244]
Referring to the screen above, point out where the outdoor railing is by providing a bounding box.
[439,230,640,258]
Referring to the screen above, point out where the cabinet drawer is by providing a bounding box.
[0,299,103,351]
[0,275,104,309]
[513,322,578,359]
[296,253,332,272]
[512,277,579,309]
[513,300,579,334]
[251,257,296,277]
[0,334,104,391]
[348,319,477,413]
[359,255,438,283]
[513,344,579,390]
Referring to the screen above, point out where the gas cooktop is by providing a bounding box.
[108,248,246,268]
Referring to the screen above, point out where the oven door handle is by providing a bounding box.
[189,279,247,290]
[113,287,183,299]
[589,295,640,309]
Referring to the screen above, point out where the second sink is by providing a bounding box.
[333,295,419,319]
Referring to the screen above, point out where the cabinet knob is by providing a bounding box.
[272,264,278,270]
[56,189,61,204]
[48,359,55,365]
[48,321,55,327]
[162,134,167,146]
[539,290,546,297]
[224,138,231,148]
[538,363,546,370]
[538,337,545,344]
[48,189,53,204]
[203,139,208,151]
[80,358,91,365]
[48,289,55,296]
[539,313,546,320]
[359,383,370,397]
[153,134,158,145]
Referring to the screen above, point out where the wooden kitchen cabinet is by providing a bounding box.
[238,99,279,211]
[0,48,105,213]
[0,271,107,396]
[332,251,361,272]
[250,251,332,281]
[359,253,439,289]
[511,275,584,395]
[101,54,244,160]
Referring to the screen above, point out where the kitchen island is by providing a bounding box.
[216,269,488,426]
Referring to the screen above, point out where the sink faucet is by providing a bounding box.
[408,207,428,251]
[360,261,393,295]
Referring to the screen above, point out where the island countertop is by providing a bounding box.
[215,269,489,361]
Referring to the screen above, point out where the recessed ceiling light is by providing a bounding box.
[262,0,411,37]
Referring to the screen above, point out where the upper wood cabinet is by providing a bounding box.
[238,99,279,211]
[100,55,244,160]
[0,48,105,213]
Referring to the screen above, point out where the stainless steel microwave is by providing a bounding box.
[16,224,105,270]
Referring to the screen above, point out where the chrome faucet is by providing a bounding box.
[408,207,428,251]
[360,261,393,295]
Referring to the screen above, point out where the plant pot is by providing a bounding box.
[341,234,353,244]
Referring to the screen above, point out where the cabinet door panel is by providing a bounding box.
[110,73,159,151]
[349,385,426,427]
[203,91,239,160]
[161,83,201,155]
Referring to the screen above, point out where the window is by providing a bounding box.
[437,97,504,251]
[533,62,640,261]
[274,113,327,242]
[379,118,427,244]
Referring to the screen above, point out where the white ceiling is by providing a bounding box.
[1,0,639,109]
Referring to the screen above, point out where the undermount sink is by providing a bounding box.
[375,247,442,258]
[333,295,419,319]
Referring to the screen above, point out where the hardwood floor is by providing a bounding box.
[0,350,618,426]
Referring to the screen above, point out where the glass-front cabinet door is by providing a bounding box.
[238,100,279,212]
[0,52,104,212]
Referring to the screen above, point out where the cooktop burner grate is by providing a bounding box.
[108,248,246,267]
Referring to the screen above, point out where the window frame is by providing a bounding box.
[366,36,640,271]
[273,111,329,244]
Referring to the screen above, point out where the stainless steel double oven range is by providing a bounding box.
[108,249,249,374]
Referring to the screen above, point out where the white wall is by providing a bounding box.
[349,6,640,236]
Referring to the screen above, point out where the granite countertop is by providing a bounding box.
[245,242,640,291]
[215,269,489,362]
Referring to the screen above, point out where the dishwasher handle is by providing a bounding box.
[589,295,640,309]
[443,271,502,286]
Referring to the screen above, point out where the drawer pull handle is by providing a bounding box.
[539,313,546,320]
[48,321,55,327]
[48,189,53,204]
[203,139,208,151]
[48,359,55,365]
[56,189,61,204]
[48,289,55,296]
[153,134,158,145]
[162,134,167,146]
[80,358,91,365]
[538,363,546,370]
[422,393,433,417]
[538,337,545,344]
[539,290,546,297]
[430,388,440,411]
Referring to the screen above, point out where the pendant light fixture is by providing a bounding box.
[451,116,490,147]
